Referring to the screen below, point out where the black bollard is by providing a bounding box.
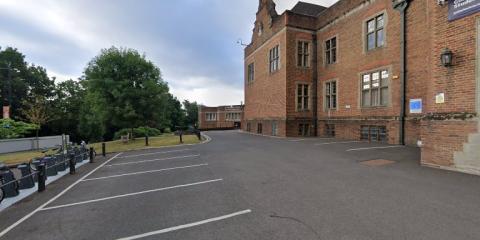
[145,135,149,146]
[37,164,46,192]
[69,154,76,175]
[102,143,106,157]
[179,131,183,144]
[89,147,95,163]
[196,130,201,140]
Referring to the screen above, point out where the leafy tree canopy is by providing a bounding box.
[80,47,171,141]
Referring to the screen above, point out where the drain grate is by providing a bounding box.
[360,159,396,166]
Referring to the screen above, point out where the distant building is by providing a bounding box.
[244,0,480,175]
[198,105,244,130]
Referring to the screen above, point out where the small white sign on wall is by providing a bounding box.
[435,93,445,104]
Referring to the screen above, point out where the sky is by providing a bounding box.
[0,0,337,106]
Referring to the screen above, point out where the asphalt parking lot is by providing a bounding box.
[1,130,480,240]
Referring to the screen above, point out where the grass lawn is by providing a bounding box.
[89,134,201,155]
[0,134,201,165]
[0,149,56,166]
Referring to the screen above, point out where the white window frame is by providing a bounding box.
[269,45,280,73]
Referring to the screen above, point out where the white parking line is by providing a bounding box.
[346,146,404,152]
[40,179,223,211]
[117,149,192,159]
[0,152,124,238]
[115,209,252,240]
[314,141,362,146]
[289,139,306,142]
[82,164,209,182]
[105,154,200,167]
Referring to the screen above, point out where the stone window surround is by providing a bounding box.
[363,10,388,54]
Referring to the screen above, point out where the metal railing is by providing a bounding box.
[0,146,94,204]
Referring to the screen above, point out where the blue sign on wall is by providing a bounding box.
[449,0,480,21]
[410,99,422,114]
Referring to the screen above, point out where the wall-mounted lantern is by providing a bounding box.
[440,48,453,67]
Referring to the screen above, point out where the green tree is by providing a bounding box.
[80,47,170,141]
[183,100,198,127]
[21,96,54,141]
[46,79,85,141]
[167,94,185,130]
[0,47,55,120]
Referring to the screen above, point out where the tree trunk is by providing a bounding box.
[36,128,40,150]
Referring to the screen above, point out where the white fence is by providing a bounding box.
[0,135,69,154]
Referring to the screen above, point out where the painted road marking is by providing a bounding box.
[117,149,193,159]
[40,179,223,211]
[82,164,209,182]
[289,139,306,142]
[115,209,252,240]
[314,141,362,146]
[346,146,404,152]
[105,154,200,167]
[0,152,124,239]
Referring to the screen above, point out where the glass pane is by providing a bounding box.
[326,83,330,94]
[367,33,375,50]
[381,87,389,105]
[372,72,380,80]
[381,70,389,79]
[361,126,369,140]
[381,76,389,86]
[363,74,370,83]
[298,43,303,54]
[298,98,302,109]
[362,91,370,106]
[377,29,384,47]
[304,97,309,109]
[326,51,331,64]
[326,40,330,50]
[298,54,303,66]
[304,43,309,54]
[363,84,370,90]
[371,89,379,106]
[332,38,336,48]
[379,127,387,142]
[298,86,302,96]
[304,85,309,96]
[332,95,337,108]
[332,49,336,63]
[332,82,336,94]
[370,127,378,141]
[377,15,384,28]
[372,76,380,88]
[367,20,375,33]
[326,96,331,108]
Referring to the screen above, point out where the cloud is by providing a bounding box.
[0,0,338,105]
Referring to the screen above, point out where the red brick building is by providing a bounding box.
[244,0,480,175]
[198,105,244,130]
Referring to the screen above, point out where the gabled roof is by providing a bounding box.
[291,1,326,17]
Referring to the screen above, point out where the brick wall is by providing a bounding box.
[244,0,480,172]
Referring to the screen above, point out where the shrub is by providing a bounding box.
[0,119,39,139]
[163,127,171,134]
